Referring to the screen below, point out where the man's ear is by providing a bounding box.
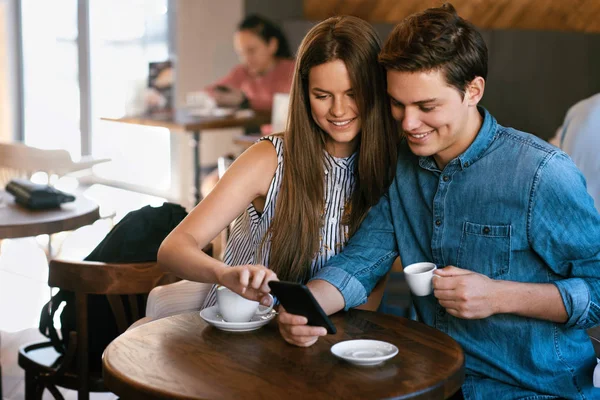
[465,76,485,106]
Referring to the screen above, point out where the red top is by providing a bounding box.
[208,59,295,112]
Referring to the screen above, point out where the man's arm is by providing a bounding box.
[310,191,399,310]
[278,191,399,346]
[529,151,600,329]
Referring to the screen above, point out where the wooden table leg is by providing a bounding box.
[192,130,201,205]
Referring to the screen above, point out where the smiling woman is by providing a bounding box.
[309,59,361,158]
[157,15,399,313]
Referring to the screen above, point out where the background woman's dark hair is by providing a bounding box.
[379,3,488,97]
[238,14,292,58]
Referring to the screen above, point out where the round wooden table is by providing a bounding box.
[0,190,100,239]
[103,310,464,399]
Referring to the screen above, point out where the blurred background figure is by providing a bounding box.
[200,14,295,198]
[205,14,295,113]
[551,93,600,211]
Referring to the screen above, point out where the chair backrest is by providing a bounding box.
[48,259,177,331]
[46,258,177,396]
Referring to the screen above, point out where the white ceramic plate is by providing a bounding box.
[199,305,276,332]
[331,340,398,366]
[186,107,236,118]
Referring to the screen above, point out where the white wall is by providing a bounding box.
[0,0,17,143]
[173,0,245,208]
[175,0,243,107]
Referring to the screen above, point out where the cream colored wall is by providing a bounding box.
[173,0,245,208]
[0,0,16,143]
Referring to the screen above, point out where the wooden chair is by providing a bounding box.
[18,259,178,400]
[0,142,110,187]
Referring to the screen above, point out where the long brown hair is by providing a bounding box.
[265,16,398,283]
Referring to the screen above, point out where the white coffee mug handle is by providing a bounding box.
[255,294,274,315]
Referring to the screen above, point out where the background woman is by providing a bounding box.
[207,14,295,113]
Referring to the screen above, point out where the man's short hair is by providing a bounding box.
[379,3,488,96]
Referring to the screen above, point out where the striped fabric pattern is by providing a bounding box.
[202,135,358,309]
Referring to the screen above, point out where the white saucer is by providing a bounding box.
[199,305,276,332]
[186,107,236,118]
[331,340,398,366]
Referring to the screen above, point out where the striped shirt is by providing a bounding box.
[202,135,358,309]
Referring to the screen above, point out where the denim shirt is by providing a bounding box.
[312,108,600,399]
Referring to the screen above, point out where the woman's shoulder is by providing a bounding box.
[277,58,295,69]
[244,137,279,163]
[257,135,284,160]
[221,139,279,195]
[260,133,284,144]
[227,64,250,79]
[274,59,295,77]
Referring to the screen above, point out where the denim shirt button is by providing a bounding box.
[443,175,449,182]
[435,219,442,226]
[483,226,491,234]
[437,308,446,317]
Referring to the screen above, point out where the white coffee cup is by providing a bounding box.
[216,286,274,322]
[185,90,216,109]
[404,262,437,296]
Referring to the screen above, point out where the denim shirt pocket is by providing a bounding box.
[457,221,511,278]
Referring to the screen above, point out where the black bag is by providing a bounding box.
[6,178,75,209]
[38,203,188,370]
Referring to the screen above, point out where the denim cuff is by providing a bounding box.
[310,266,368,311]
[553,278,591,328]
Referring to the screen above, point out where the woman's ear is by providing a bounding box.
[466,76,485,106]
[268,37,279,56]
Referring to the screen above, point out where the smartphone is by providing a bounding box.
[214,85,232,92]
[268,281,337,334]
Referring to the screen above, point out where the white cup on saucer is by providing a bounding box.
[216,286,274,323]
[403,262,437,297]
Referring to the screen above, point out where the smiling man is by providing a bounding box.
[275,3,600,399]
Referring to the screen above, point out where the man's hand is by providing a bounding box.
[277,305,327,347]
[433,265,500,319]
[218,265,278,303]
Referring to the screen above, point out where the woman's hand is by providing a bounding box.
[218,264,278,302]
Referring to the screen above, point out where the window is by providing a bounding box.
[20,0,173,193]
[21,0,80,156]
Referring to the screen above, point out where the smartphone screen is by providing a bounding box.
[268,281,337,334]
